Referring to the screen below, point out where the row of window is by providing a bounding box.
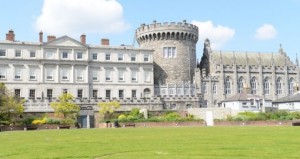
[0,67,151,82]
[202,76,295,95]
[0,49,151,62]
[224,76,295,95]
[14,89,138,99]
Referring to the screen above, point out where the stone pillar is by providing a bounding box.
[41,64,44,83]
[284,65,288,95]
[259,65,263,96]
[272,65,276,100]
[87,114,90,129]
[56,64,60,83]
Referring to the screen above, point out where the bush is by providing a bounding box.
[165,112,181,121]
[32,117,47,125]
[21,116,35,125]
[46,118,61,124]
[0,120,10,125]
[60,118,75,125]
[118,114,127,120]
[127,115,138,121]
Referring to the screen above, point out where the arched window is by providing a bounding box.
[276,77,282,95]
[263,77,270,95]
[288,78,294,94]
[203,82,207,94]
[225,76,231,94]
[144,88,151,98]
[213,83,217,94]
[238,77,244,93]
[250,77,257,94]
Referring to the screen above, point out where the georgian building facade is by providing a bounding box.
[0,30,154,101]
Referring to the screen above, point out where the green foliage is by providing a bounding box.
[45,118,61,125]
[165,112,181,121]
[114,110,199,123]
[227,110,300,121]
[60,118,75,125]
[129,108,140,117]
[98,101,120,120]
[118,114,127,120]
[0,83,25,124]
[20,116,35,125]
[50,93,80,119]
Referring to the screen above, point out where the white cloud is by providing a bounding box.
[255,24,277,40]
[191,20,235,49]
[35,0,129,37]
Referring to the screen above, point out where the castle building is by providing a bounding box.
[1,20,299,117]
[196,39,300,108]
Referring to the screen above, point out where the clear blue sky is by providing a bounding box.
[0,0,299,62]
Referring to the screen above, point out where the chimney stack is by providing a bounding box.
[39,31,43,43]
[6,29,15,41]
[80,34,86,45]
[101,39,109,46]
[47,35,56,42]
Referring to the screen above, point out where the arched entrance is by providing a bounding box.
[144,88,151,98]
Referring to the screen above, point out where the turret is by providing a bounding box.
[135,20,199,84]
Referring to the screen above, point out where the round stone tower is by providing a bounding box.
[135,20,198,84]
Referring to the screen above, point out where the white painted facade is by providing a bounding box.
[222,100,272,112]
[0,35,154,100]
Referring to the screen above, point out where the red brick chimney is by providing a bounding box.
[39,31,43,43]
[6,30,15,41]
[80,34,86,45]
[47,35,56,42]
[101,39,109,45]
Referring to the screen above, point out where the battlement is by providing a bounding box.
[135,21,198,44]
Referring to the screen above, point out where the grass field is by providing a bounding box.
[0,126,300,159]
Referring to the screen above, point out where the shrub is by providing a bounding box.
[32,117,47,125]
[60,118,75,125]
[165,112,181,121]
[127,115,138,121]
[0,120,10,125]
[46,118,61,124]
[118,114,127,120]
[21,116,35,125]
[129,108,140,117]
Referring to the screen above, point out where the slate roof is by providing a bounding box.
[221,93,271,102]
[210,50,294,66]
[272,92,300,103]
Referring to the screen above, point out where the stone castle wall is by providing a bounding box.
[135,21,198,84]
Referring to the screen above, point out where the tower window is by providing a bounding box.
[163,47,176,58]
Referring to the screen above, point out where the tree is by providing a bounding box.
[50,93,80,124]
[98,101,120,121]
[0,83,24,124]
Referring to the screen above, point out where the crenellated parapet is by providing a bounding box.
[135,21,198,44]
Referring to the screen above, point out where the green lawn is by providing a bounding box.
[0,126,299,159]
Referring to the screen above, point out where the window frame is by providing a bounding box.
[0,67,6,79]
[62,51,68,59]
[29,68,37,80]
[131,54,136,62]
[15,50,21,57]
[47,89,53,98]
[0,49,6,57]
[76,52,83,60]
[105,53,111,61]
[14,67,22,80]
[92,53,98,60]
[30,51,36,58]
[118,53,124,61]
